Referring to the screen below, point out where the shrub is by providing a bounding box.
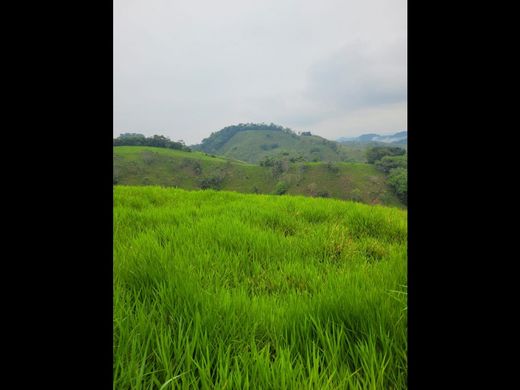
[350,188,363,202]
[192,161,202,175]
[316,191,330,198]
[199,176,223,190]
[326,162,340,174]
[274,180,289,195]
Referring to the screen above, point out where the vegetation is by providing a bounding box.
[375,155,407,174]
[114,146,405,207]
[195,123,296,155]
[274,180,289,195]
[114,133,191,152]
[366,146,405,164]
[366,147,407,205]
[192,123,366,164]
[387,168,407,205]
[114,186,407,389]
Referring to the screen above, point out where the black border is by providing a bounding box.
[14,2,114,386]
[14,1,496,387]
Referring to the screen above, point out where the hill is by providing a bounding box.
[114,146,404,207]
[337,131,407,145]
[114,186,407,388]
[192,123,365,163]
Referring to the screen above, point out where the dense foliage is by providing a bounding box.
[387,168,407,205]
[366,146,405,164]
[367,147,407,205]
[375,155,407,173]
[114,133,191,151]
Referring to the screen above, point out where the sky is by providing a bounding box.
[114,0,407,145]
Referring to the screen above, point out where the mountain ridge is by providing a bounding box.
[337,131,407,144]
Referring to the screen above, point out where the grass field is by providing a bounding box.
[114,146,404,208]
[114,186,407,389]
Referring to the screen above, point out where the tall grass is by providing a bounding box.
[114,186,407,389]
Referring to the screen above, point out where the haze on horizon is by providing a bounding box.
[114,0,407,145]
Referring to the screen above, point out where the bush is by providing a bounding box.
[274,180,289,195]
[260,143,279,150]
[350,188,363,202]
[289,155,305,163]
[199,176,223,190]
[326,162,340,174]
[271,160,287,178]
[316,191,330,198]
[192,161,202,175]
[259,156,275,167]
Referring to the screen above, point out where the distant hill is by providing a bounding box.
[114,146,405,208]
[338,131,407,145]
[192,123,365,164]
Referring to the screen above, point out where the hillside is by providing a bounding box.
[114,186,407,388]
[192,123,366,163]
[114,146,404,207]
[337,131,407,145]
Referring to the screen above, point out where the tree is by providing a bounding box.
[375,155,407,173]
[274,180,289,195]
[387,168,407,205]
[366,146,405,164]
[113,133,146,146]
[113,133,191,151]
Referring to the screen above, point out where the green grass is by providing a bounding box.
[114,186,407,389]
[114,146,404,208]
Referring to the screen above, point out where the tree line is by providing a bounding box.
[113,133,191,152]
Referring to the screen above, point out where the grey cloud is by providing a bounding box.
[305,41,407,113]
[114,0,407,144]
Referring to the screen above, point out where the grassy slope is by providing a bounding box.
[114,146,403,207]
[196,130,368,163]
[114,186,407,389]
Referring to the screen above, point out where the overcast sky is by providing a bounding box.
[114,0,407,145]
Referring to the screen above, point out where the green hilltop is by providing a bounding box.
[192,123,368,164]
[114,146,404,208]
